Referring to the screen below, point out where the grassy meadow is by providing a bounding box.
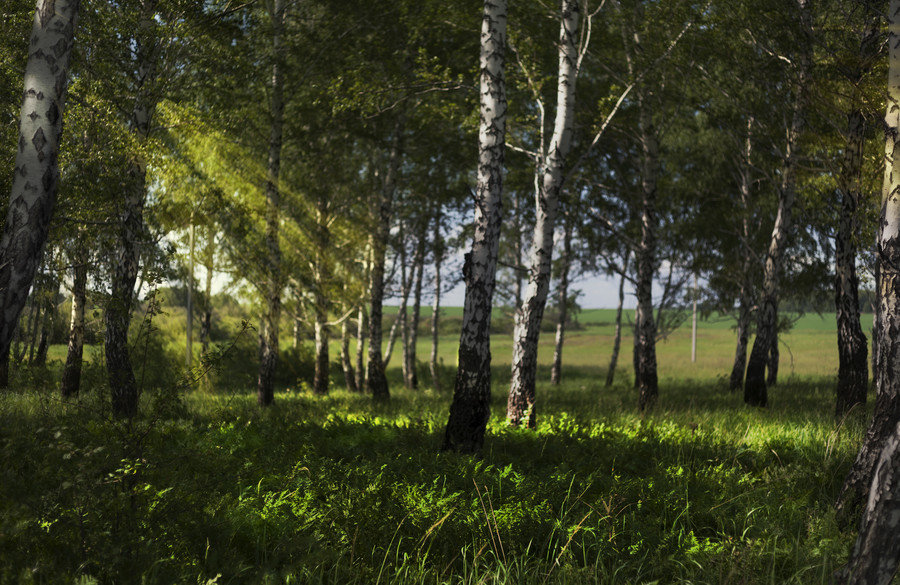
[0,307,875,584]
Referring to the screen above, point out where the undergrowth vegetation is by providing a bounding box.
[0,367,863,584]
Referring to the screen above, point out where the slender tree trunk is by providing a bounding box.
[0,0,80,372]
[312,195,331,396]
[201,232,213,357]
[442,0,507,453]
[430,207,444,392]
[406,221,427,390]
[61,260,86,398]
[512,192,524,310]
[106,0,158,417]
[550,214,574,385]
[257,0,285,407]
[340,314,357,393]
[731,121,754,391]
[367,122,402,400]
[355,305,366,392]
[635,101,660,411]
[836,1,900,518]
[767,339,779,387]
[834,26,876,416]
[34,287,53,367]
[186,215,195,368]
[313,305,329,395]
[834,8,900,578]
[606,258,628,387]
[744,0,809,407]
[28,285,42,364]
[383,237,411,370]
[507,0,580,428]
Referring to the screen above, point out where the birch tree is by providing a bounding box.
[105,0,161,417]
[255,0,286,407]
[442,0,508,453]
[0,0,80,380]
[832,4,900,580]
[507,0,580,427]
[743,0,811,407]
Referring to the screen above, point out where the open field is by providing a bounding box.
[0,310,872,583]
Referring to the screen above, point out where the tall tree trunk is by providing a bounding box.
[313,305,329,395]
[834,13,878,417]
[106,0,159,418]
[767,339,779,387]
[512,191,524,310]
[61,260,86,398]
[606,258,628,387]
[442,0,507,453]
[833,7,900,579]
[355,305,366,392]
[836,0,900,519]
[28,284,42,364]
[201,231,214,357]
[744,0,809,407]
[0,0,80,373]
[730,120,754,391]
[340,314,357,393]
[635,101,660,411]
[406,221,427,390]
[430,207,444,392]
[34,287,53,367]
[507,0,580,428]
[312,195,331,396]
[550,213,574,385]
[367,122,402,401]
[383,236,411,370]
[257,0,285,407]
[186,215,195,368]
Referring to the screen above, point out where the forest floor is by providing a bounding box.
[0,310,869,584]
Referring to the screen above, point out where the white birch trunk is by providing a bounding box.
[834,15,900,580]
[743,0,809,407]
[550,214,574,385]
[442,0,507,453]
[257,0,285,407]
[836,0,900,526]
[507,0,580,428]
[430,207,444,392]
[106,0,159,417]
[0,0,80,370]
[61,258,86,397]
[366,123,402,400]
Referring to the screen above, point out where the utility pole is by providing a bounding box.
[691,273,698,363]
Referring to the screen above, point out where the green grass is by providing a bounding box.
[0,310,869,584]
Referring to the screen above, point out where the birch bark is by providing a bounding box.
[340,313,357,393]
[836,0,900,518]
[106,0,159,417]
[442,0,507,453]
[606,257,629,387]
[833,13,878,417]
[730,119,753,391]
[366,124,402,401]
[635,100,660,410]
[406,222,427,390]
[355,305,366,391]
[507,0,580,427]
[0,0,80,375]
[550,214,574,385]
[61,259,86,398]
[430,207,444,392]
[256,0,285,407]
[743,0,809,407]
[834,8,900,568]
